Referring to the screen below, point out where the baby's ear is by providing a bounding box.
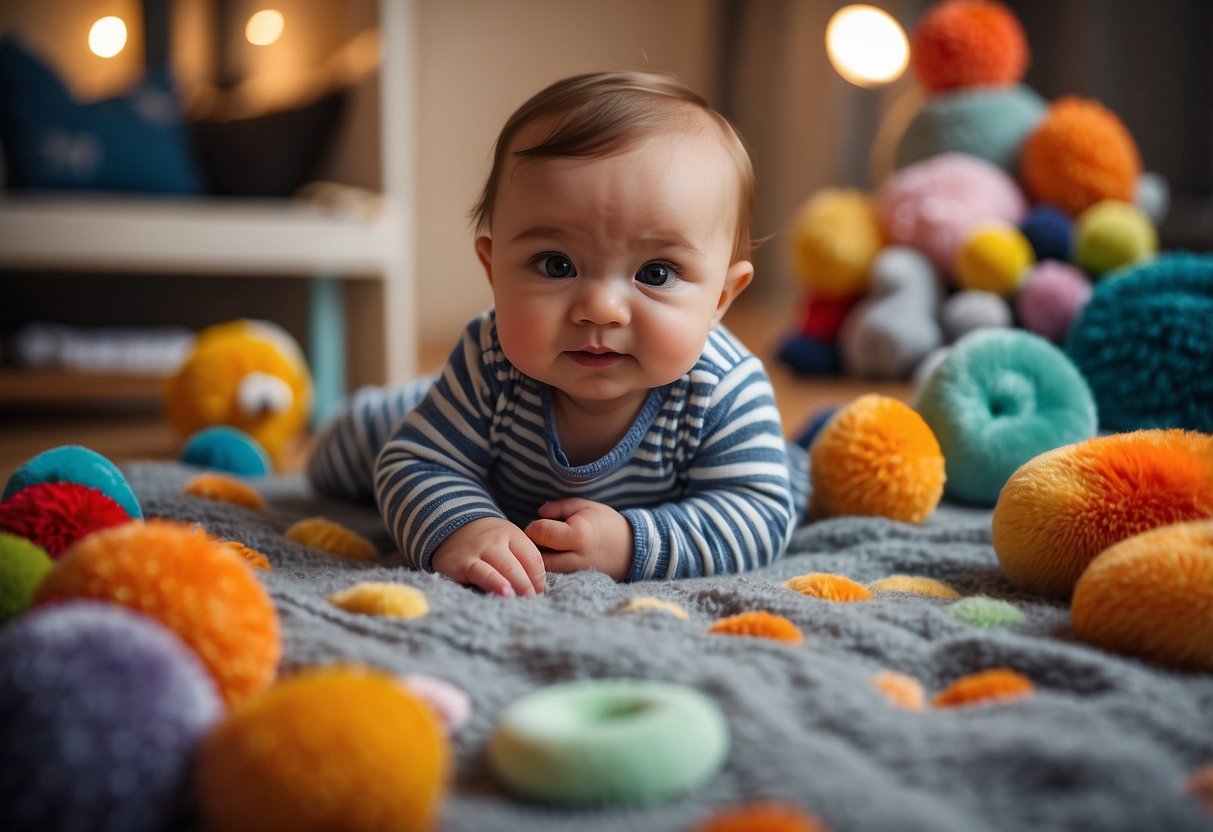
[475,236,494,284]
[712,260,754,325]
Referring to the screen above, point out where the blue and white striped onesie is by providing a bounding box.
[307,310,809,581]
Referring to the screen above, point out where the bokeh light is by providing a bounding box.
[826,5,909,88]
[88,16,128,58]
[246,9,285,46]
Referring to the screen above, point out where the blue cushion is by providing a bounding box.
[0,36,203,195]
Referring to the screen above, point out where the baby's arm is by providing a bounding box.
[524,498,633,580]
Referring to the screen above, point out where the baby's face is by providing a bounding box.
[477,121,752,413]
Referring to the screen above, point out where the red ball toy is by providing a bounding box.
[911,0,1029,92]
[0,481,131,557]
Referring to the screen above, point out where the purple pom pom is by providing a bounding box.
[0,602,222,832]
[1016,260,1092,343]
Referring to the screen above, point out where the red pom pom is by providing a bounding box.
[911,0,1028,92]
[0,482,132,557]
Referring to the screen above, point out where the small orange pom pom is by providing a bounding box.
[220,539,273,571]
[931,668,1035,708]
[910,0,1028,92]
[784,572,872,602]
[709,611,805,645]
[285,517,378,560]
[872,670,926,710]
[184,473,265,510]
[695,801,829,832]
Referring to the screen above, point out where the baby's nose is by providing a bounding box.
[573,281,630,326]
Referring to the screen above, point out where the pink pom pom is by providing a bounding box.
[402,673,472,734]
[1015,260,1093,343]
[878,153,1027,274]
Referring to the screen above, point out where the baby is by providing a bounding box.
[308,71,809,596]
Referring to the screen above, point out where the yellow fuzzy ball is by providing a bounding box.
[328,582,429,619]
[196,666,450,832]
[954,222,1034,295]
[1073,200,1157,277]
[790,188,884,298]
[810,394,946,523]
[1071,520,1213,671]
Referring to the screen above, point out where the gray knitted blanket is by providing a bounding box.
[125,462,1213,832]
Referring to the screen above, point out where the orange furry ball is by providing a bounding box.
[784,572,872,602]
[196,666,450,832]
[1071,520,1213,671]
[993,430,1213,596]
[184,472,265,510]
[872,670,926,710]
[220,539,273,571]
[1021,97,1142,215]
[709,611,805,645]
[695,801,828,832]
[285,516,378,560]
[809,394,945,523]
[931,668,1035,708]
[34,520,280,706]
[910,0,1028,92]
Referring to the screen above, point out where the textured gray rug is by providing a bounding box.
[126,462,1213,832]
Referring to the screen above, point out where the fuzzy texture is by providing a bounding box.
[948,596,1026,628]
[0,481,131,557]
[1015,260,1092,343]
[327,581,430,619]
[1018,204,1073,262]
[183,472,265,510]
[954,222,1034,295]
[694,802,828,832]
[868,575,960,600]
[790,189,883,298]
[894,84,1045,173]
[1071,520,1213,671]
[931,668,1035,708]
[0,531,52,623]
[992,430,1213,596]
[3,444,142,519]
[709,611,805,645]
[1065,253,1213,433]
[784,572,872,602]
[1021,97,1142,216]
[915,328,1097,506]
[196,666,449,832]
[810,394,946,523]
[33,520,281,706]
[285,516,379,560]
[179,425,271,477]
[0,602,222,832]
[940,290,1013,343]
[909,0,1029,92]
[872,670,927,710]
[878,153,1027,274]
[1073,200,1157,276]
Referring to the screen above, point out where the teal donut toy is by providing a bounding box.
[895,84,1047,173]
[488,678,729,805]
[180,427,271,477]
[3,446,142,519]
[915,329,1097,506]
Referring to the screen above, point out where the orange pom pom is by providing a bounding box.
[810,395,945,523]
[872,670,926,710]
[220,539,273,571]
[1071,520,1213,671]
[709,611,805,645]
[285,517,378,560]
[931,668,1035,708]
[34,520,280,706]
[196,666,450,832]
[910,0,1028,91]
[695,801,828,832]
[784,572,872,602]
[184,472,265,510]
[1021,97,1142,215]
[993,430,1213,596]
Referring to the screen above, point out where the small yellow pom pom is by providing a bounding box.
[613,596,690,620]
[867,575,960,600]
[954,221,1034,295]
[285,517,378,560]
[783,572,872,602]
[709,611,805,645]
[872,670,926,710]
[328,582,429,619]
[184,472,264,510]
[931,668,1035,708]
[790,188,884,298]
[220,539,273,571]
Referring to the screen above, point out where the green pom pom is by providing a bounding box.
[0,532,53,624]
[949,596,1026,628]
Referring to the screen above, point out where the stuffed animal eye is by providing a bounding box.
[237,372,294,417]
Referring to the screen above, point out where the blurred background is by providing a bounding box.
[0,0,1210,475]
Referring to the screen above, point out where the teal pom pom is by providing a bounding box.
[3,446,141,519]
[949,596,1027,628]
[180,426,271,477]
[895,84,1046,173]
[1065,252,1213,433]
[0,532,52,623]
[916,329,1097,505]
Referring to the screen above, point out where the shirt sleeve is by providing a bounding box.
[621,357,798,580]
[374,318,507,571]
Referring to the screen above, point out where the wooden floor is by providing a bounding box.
[0,294,911,484]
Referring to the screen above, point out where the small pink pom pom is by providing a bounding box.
[402,673,472,734]
[1015,260,1093,343]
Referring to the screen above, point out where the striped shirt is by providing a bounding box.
[308,310,808,581]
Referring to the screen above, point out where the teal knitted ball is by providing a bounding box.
[1065,252,1213,432]
[894,84,1046,173]
[180,426,271,477]
[916,329,1098,505]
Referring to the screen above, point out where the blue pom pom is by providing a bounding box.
[915,329,1097,505]
[1019,205,1073,263]
[793,406,839,450]
[0,602,221,832]
[777,334,840,376]
[1065,252,1213,433]
[3,445,142,519]
[180,426,271,477]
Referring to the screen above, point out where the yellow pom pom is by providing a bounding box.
[872,670,926,710]
[613,596,690,620]
[867,575,960,600]
[285,517,378,560]
[328,582,429,619]
[184,472,265,510]
[954,221,1034,295]
[196,666,450,832]
[810,394,945,523]
[931,668,1035,708]
[709,611,804,645]
[783,572,872,602]
[1071,519,1213,671]
[790,188,884,298]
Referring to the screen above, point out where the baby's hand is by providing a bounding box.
[524,498,633,581]
[431,517,546,597]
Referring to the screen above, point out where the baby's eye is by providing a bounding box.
[534,253,576,279]
[635,261,679,287]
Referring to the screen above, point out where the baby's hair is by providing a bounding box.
[471,70,757,262]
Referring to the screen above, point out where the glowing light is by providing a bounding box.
[246,9,285,46]
[826,5,909,88]
[88,16,128,58]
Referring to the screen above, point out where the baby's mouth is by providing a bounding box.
[567,349,623,368]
